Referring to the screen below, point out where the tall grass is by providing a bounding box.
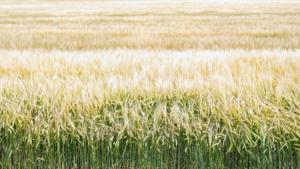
[1,0,300,168]
[1,50,300,168]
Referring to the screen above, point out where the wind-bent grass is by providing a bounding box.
[1,50,300,168]
[1,0,300,168]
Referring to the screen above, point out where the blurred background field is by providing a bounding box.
[0,1,300,50]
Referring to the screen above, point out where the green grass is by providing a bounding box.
[1,90,300,168]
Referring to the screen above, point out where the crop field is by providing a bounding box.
[1,0,300,168]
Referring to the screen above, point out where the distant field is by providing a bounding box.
[0,1,300,50]
[1,1,300,169]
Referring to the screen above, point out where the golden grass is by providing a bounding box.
[0,1,300,50]
[1,0,300,168]
[1,50,300,168]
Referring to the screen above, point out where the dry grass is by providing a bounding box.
[0,1,300,50]
[1,49,300,168]
[1,0,300,168]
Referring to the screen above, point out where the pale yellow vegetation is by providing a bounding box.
[1,1,300,168]
[0,1,299,50]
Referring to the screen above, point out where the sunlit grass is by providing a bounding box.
[1,0,300,168]
[0,1,300,50]
[1,50,300,168]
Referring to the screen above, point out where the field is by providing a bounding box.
[1,0,300,168]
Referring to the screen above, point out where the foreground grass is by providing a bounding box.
[1,50,300,168]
